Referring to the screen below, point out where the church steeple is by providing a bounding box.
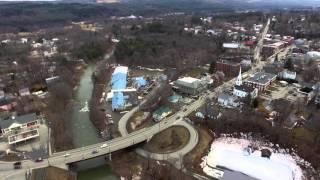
[235,66,242,86]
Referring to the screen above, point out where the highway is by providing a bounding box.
[0,18,273,180]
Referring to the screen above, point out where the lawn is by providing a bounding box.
[143,126,190,154]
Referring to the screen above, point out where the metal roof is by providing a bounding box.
[246,72,276,85]
[111,66,128,111]
[0,113,38,129]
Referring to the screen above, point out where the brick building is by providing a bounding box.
[216,60,241,77]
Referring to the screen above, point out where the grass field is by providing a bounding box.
[144,126,190,154]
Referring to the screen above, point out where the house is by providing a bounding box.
[216,60,241,77]
[19,88,30,96]
[174,77,206,95]
[0,113,39,136]
[21,38,28,44]
[278,70,296,80]
[0,90,4,99]
[233,68,258,98]
[0,97,17,112]
[217,93,240,107]
[152,107,172,122]
[245,72,277,91]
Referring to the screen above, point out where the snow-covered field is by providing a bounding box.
[201,136,308,180]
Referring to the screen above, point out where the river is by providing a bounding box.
[70,64,117,180]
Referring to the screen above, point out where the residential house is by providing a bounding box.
[0,97,17,112]
[278,70,296,80]
[0,113,39,136]
[19,88,30,97]
[217,93,240,107]
[0,90,4,99]
[152,107,172,122]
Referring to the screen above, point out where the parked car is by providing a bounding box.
[100,144,108,148]
[176,116,181,120]
[13,161,22,169]
[92,150,98,154]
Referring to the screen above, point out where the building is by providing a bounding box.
[278,70,296,80]
[0,90,4,99]
[233,68,258,98]
[217,93,240,107]
[0,113,39,136]
[174,77,206,95]
[263,61,284,75]
[132,77,147,89]
[262,41,286,57]
[111,66,128,111]
[216,60,241,77]
[245,72,277,91]
[315,94,320,105]
[19,88,30,97]
[0,97,17,112]
[152,107,172,122]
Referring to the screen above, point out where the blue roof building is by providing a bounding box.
[133,77,147,89]
[111,66,128,111]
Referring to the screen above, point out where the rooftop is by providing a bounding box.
[223,43,240,49]
[0,113,38,130]
[177,77,200,84]
[246,72,277,85]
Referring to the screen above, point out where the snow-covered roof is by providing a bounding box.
[202,138,303,180]
[223,43,240,49]
[113,66,128,74]
[177,77,199,84]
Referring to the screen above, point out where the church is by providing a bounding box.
[233,67,258,98]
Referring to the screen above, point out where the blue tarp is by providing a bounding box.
[133,77,147,88]
[112,92,125,111]
[111,72,127,90]
[111,67,128,111]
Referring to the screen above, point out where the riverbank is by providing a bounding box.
[89,60,113,134]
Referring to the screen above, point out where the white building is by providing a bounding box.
[19,88,30,97]
[218,93,240,107]
[0,113,40,136]
[174,77,207,95]
[278,70,296,80]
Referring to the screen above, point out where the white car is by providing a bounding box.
[63,153,70,157]
[100,144,108,148]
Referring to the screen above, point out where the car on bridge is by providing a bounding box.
[13,162,22,169]
[35,157,43,162]
[92,150,98,154]
[63,153,70,157]
[100,144,108,148]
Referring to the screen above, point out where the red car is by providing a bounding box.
[35,157,43,162]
